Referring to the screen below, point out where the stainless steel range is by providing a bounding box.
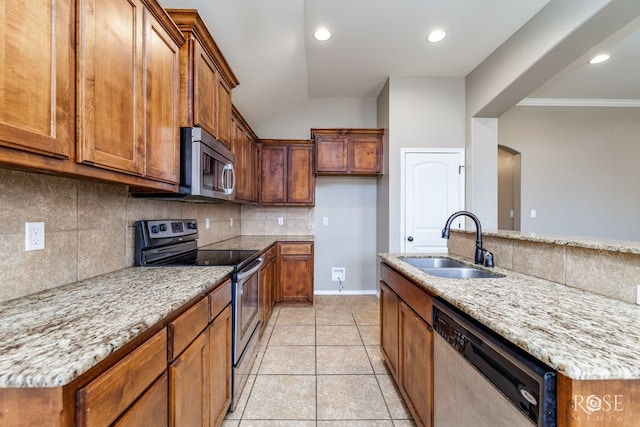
[134,219,262,411]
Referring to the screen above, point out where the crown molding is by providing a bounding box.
[517,98,640,107]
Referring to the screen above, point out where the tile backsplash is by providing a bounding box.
[0,168,314,303]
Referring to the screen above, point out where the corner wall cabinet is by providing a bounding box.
[312,128,384,175]
[167,9,239,151]
[260,140,315,206]
[232,107,260,203]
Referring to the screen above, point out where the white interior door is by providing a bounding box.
[402,149,464,253]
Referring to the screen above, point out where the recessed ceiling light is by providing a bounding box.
[427,30,446,43]
[314,28,331,42]
[588,54,610,64]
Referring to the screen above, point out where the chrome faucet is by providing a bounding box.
[441,210,494,267]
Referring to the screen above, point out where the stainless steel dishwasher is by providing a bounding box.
[433,299,557,426]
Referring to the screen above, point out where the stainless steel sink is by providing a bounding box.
[399,257,505,279]
[399,257,469,269]
[421,267,504,279]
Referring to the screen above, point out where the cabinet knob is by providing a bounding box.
[407,236,414,242]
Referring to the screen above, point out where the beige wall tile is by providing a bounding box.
[483,236,514,269]
[0,168,78,233]
[78,228,127,280]
[447,232,475,260]
[0,230,77,302]
[512,241,566,283]
[566,247,640,304]
[78,181,127,229]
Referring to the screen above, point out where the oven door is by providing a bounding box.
[232,257,262,364]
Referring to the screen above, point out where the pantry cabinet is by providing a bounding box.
[277,242,314,304]
[167,10,239,150]
[0,1,73,159]
[380,263,433,427]
[260,140,315,206]
[77,0,184,182]
[312,128,384,175]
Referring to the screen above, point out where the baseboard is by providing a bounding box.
[314,290,378,296]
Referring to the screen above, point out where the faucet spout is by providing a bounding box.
[441,210,486,265]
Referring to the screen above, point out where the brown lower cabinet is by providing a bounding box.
[259,245,278,336]
[380,263,433,427]
[277,242,314,304]
[74,278,232,427]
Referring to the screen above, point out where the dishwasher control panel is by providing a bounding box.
[433,310,468,353]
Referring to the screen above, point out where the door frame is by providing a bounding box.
[400,148,466,253]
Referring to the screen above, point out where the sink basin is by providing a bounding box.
[421,267,505,279]
[399,257,469,269]
[399,257,505,279]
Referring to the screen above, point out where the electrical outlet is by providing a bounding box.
[230,217,233,226]
[322,217,329,226]
[205,218,211,229]
[331,267,345,282]
[25,222,45,251]
[636,285,640,305]
[530,210,537,218]
[278,217,284,225]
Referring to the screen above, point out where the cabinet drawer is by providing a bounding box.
[279,242,313,255]
[168,297,209,361]
[209,278,232,321]
[262,245,277,263]
[77,329,167,427]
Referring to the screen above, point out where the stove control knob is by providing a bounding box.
[187,222,197,229]
[159,224,167,232]
[150,225,159,234]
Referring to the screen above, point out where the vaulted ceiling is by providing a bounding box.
[159,0,639,128]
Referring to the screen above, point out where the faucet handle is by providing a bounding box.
[483,251,494,268]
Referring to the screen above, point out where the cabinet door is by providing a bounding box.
[114,372,168,427]
[350,134,382,174]
[380,283,400,381]
[260,145,288,204]
[216,78,232,149]
[231,120,246,200]
[209,305,232,427]
[278,243,313,304]
[144,10,181,183]
[193,40,218,138]
[316,135,348,173]
[77,0,145,175]
[399,302,433,427]
[169,332,209,427]
[287,144,315,205]
[0,0,73,159]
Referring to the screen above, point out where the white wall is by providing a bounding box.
[380,76,466,253]
[499,106,640,240]
[314,177,378,293]
[254,98,378,139]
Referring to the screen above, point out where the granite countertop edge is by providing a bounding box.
[379,252,640,381]
[0,235,313,389]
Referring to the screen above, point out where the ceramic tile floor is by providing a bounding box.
[223,295,416,427]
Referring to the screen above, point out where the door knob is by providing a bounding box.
[407,236,414,242]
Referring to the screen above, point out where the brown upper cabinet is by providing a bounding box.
[232,107,259,203]
[312,128,384,175]
[167,9,239,151]
[77,0,185,182]
[0,1,73,160]
[260,140,315,206]
[0,0,185,192]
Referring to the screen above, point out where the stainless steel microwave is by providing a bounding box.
[132,127,235,202]
[180,127,235,201]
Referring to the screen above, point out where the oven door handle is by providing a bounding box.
[235,257,263,281]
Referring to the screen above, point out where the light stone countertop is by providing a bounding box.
[379,253,640,381]
[200,234,314,251]
[457,229,640,255]
[0,235,313,389]
[0,266,233,388]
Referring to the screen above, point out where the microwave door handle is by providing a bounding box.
[222,163,235,195]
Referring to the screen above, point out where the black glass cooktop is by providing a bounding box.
[158,249,259,269]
